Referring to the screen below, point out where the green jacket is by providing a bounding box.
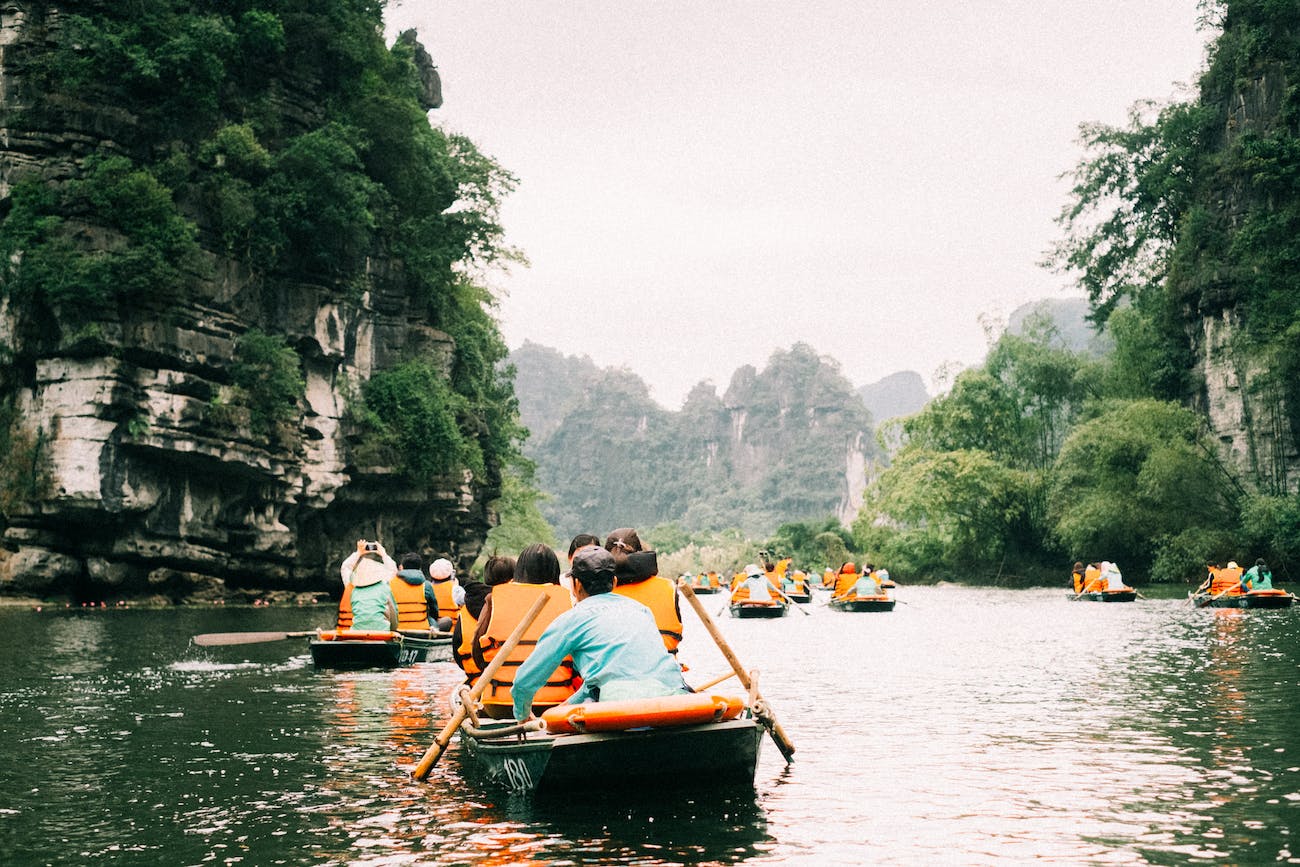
[1243,565,1273,591]
[350,582,399,630]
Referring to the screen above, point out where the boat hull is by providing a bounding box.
[1071,590,1137,602]
[1191,591,1295,609]
[461,718,763,794]
[828,597,895,612]
[691,586,719,595]
[729,602,788,618]
[309,635,451,669]
[783,592,812,604]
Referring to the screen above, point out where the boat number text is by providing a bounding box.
[502,757,533,791]
[398,649,419,665]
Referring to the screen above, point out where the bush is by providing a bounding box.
[358,360,482,485]
[229,330,304,437]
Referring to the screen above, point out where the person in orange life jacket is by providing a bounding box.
[1072,561,1086,594]
[561,533,601,599]
[390,552,438,630]
[605,527,684,657]
[512,546,690,722]
[426,557,463,631]
[451,555,514,680]
[338,541,399,631]
[469,543,565,671]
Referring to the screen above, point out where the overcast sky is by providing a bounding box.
[387,1,1209,408]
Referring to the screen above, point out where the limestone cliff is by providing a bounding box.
[1184,49,1300,495]
[0,4,510,602]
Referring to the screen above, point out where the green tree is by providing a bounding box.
[1048,399,1237,579]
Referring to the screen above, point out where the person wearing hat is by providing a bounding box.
[337,540,399,631]
[427,557,462,630]
[510,547,690,722]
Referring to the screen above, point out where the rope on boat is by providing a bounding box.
[455,685,481,726]
[460,719,546,739]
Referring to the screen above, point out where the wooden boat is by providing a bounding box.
[728,599,788,618]
[309,629,452,669]
[1189,589,1295,609]
[1070,589,1137,602]
[457,693,764,794]
[828,594,895,612]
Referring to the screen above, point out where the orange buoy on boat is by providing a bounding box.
[540,692,745,734]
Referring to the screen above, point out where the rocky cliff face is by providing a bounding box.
[1189,68,1300,495]
[0,7,494,602]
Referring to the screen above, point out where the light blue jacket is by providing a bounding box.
[511,592,689,721]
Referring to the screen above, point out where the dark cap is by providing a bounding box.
[572,546,616,581]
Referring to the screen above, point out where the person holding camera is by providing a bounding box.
[336,540,399,631]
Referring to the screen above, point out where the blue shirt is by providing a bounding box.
[511,592,688,721]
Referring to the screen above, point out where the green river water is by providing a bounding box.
[1,585,1298,865]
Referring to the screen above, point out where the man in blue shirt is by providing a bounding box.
[511,546,689,721]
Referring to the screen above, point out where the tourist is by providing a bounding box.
[511,547,691,722]
[562,533,601,598]
[1071,561,1086,594]
[471,543,577,718]
[427,557,461,630]
[336,540,399,631]
[452,554,515,682]
[391,552,436,630]
[605,527,684,657]
[1242,558,1273,591]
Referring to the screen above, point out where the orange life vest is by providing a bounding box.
[612,575,683,655]
[478,583,577,718]
[1082,566,1103,593]
[1209,566,1244,595]
[1072,569,1084,594]
[389,577,430,630]
[453,606,481,681]
[336,584,354,629]
[429,577,458,620]
[834,570,859,598]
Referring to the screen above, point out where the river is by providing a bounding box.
[1,585,1297,865]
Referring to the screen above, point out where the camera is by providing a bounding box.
[364,541,379,553]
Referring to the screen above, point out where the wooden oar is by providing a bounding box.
[677,579,795,762]
[770,583,811,616]
[691,670,738,692]
[412,592,551,781]
[193,630,319,647]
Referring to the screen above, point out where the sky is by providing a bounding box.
[387,1,1210,409]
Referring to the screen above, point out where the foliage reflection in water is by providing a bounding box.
[1,589,1298,864]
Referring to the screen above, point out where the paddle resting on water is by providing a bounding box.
[193,628,452,647]
[677,578,795,762]
[412,592,552,780]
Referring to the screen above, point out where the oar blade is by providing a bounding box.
[193,631,316,647]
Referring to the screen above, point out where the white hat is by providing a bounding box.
[745,563,762,577]
[1227,561,1239,570]
[351,556,392,587]
[429,558,454,579]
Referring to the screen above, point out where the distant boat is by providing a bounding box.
[729,599,789,618]
[1188,589,1295,609]
[1071,589,1137,603]
[827,594,895,613]
[309,629,451,669]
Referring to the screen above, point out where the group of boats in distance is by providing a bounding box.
[1069,559,1296,608]
[684,556,900,617]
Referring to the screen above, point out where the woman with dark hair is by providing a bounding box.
[515,543,562,585]
[604,527,684,658]
[471,543,577,718]
[562,533,601,597]
[451,555,514,682]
